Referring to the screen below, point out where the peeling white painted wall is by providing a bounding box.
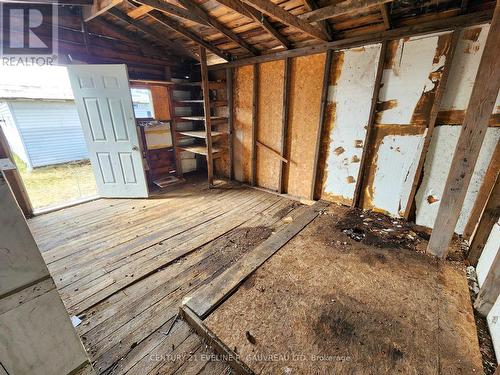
[476,219,500,361]
[440,24,489,111]
[323,44,381,203]
[378,33,447,125]
[415,127,500,233]
[372,133,426,216]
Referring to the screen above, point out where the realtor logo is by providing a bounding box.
[1,3,58,65]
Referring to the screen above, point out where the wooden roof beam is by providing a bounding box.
[145,9,231,61]
[83,0,123,21]
[175,0,260,55]
[241,0,328,41]
[107,8,196,59]
[132,0,209,25]
[303,0,333,41]
[299,0,393,23]
[215,0,291,49]
[380,2,391,29]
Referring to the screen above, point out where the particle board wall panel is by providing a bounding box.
[415,126,500,234]
[319,44,381,205]
[285,53,326,199]
[361,32,453,217]
[256,60,285,191]
[233,65,254,183]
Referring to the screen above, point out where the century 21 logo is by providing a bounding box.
[1,4,54,55]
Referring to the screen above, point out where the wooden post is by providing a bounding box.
[427,2,500,258]
[167,86,183,177]
[475,249,500,317]
[352,40,387,208]
[403,30,460,220]
[463,141,500,239]
[467,176,500,266]
[278,57,291,195]
[0,126,32,218]
[226,67,234,180]
[311,49,332,200]
[199,46,214,186]
[251,63,258,186]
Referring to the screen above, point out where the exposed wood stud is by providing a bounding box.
[467,176,500,266]
[427,3,500,258]
[133,0,209,25]
[463,142,500,240]
[200,46,214,186]
[168,87,183,178]
[176,0,260,56]
[352,40,387,208]
[241,0,328,41]
[311,49,333,200]
[299,0,392,23]
[474,249,500,317]
[226,67,235,180]
[251,63,259,187]
[208,10,493,70]
[278,57,291,195]
[0,127,32,218]
[403,30,460,220]
[303,0,334,41]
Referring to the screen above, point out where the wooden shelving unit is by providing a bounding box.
[171,46,232,186]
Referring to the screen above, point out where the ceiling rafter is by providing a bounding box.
[132,0,209,25]
[142,7,232,61]
[107,8,196,59]
[175,0,260,55]
[215,0,291,49]
[303,0,333,41]
[240,0,328,41]
[299,0,393,23]
[380,2,391,29]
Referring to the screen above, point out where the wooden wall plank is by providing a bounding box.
[226,68,234,180]
[284,53,326,198]
[233,65,254,183]
[251,64,258,186]
[474,248,500,317]
[427,2,500,258]
[256,60,285,191]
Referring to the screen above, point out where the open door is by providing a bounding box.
[67,64,148,198]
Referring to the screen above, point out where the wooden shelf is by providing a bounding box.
[174,100,228,107]
[177,116,228,123]
[174,81,226,89]
[178,131,227,139]
[178,145,223,157]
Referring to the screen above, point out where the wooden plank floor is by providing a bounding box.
[29,178,302,374]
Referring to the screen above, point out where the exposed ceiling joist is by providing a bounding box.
[127,4,154,19]
[299,0,392,23]
[83,0,123,21]
[107,7,196,59]
[215,0,291,49]
[303,0,333,41]
[240,0,328,41]
[380,3,391,29]
[145,8,231,61]
[7,0,92,4]
[132,0,208,25]
[176,0,260,55]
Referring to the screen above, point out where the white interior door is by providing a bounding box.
[67,64,148,198]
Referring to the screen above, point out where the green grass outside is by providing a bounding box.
[13,154,98,209]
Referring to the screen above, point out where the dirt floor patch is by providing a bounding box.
[205,204,483,374]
